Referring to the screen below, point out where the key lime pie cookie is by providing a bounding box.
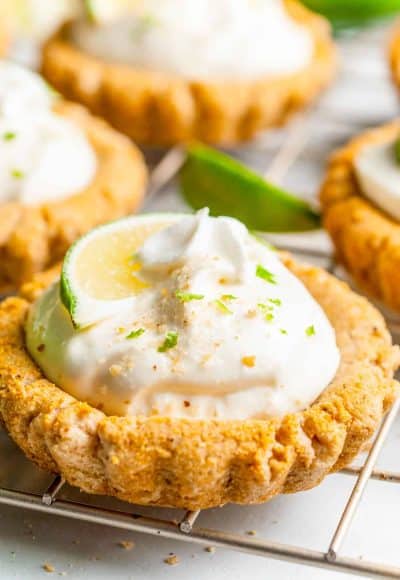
[320,121,400,313]
[0,210,398,509]
[0,61,147,292]
[0,0,79,67]
[41,0,336,146]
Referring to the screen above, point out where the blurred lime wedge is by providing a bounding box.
[180,144,320,233]
[302,0,400,28]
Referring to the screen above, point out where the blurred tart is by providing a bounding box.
[0,61,147,292]
[0,0,79,67]
[41,0,336,146]
[0,210,397,510]
[320,121,400,313]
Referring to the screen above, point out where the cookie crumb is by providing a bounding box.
[43,563,55,573]
[241,355,256,368]
[246,530,257,536]
[118,540,135,551]
[109,364,122,377]
[204,546,216,553]
[164,554,179,566]
[183,400,191,408]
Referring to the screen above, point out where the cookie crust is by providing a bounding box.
[320,121,400,313]
[0,257,398,510]
[0,100,147,293]
[390,24,400,93]
[41,1,336,146]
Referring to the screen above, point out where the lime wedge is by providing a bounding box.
[302,0,400,28]
[60,214,178,328]
[180,145,320,233]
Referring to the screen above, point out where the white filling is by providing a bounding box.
[0,61,97,205]
[354,140,400,222]
[4,0,79,68]
[71,0,314,80]
[26,210,340,420]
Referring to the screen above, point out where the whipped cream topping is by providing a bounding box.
[354,139,400,222]
[4,0,79,68]
[0,61,97,205]
[26,210,340,420]
[71,0,314,80]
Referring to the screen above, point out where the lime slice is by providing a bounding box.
[302,0,400,28]
[180,144,320,233]
[82,0,132,24]
[60,214,179,328]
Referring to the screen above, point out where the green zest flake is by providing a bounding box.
[306,325,316,337]
[126,328,145,339]
[256,265,277,285]
[3,132,16,141]
[280,328,288,335]
[221,294,237,302]
[175,290,204,302]
[268,298,281,306]
[10,168,24,179]
[214,299,233,314]
[158,331,178,352]
[257,303,274,322]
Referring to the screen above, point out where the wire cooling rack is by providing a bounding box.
[1,21,400,580]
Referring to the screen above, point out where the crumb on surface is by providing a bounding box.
[118,540,135,550]
[246,530,257,536]
[205,546,216,553]
[109,364,123,377]
[164,554,180,566]
[43,563,55,573]
[241,356,256,368]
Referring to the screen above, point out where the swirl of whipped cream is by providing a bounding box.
[0,61,97,205]
[26,210,340,420]
[71,0,314,80]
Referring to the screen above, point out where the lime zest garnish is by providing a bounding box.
[3,132,16,141]
[126,328,145,339]
[268,298,281,306]
[175,290,204,303]
[306,325,316,337]
[280,328,288,335]
[214,299,233,315]
[256,265,277,285]
[158,331,178,352]
[257,303,274,322]
[10,168,24,179]
[221,294,237,302]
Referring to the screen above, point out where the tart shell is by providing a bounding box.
[0,101,147,293]
[390,24,400,94]
[320,121,400,313]
[41,1,336,146]
[0,257,398,510]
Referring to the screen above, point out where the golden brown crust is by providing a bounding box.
[0,257,398,509]
[389,24,400,92]
[0,101,147,292]
[41,1,336,146]
[320,120,400,313]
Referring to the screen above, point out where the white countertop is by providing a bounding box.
[1,20,400,580]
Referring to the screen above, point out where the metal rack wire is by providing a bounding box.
[1,22,400,580]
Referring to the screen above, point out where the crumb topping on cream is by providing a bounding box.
[26,210,340,420]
